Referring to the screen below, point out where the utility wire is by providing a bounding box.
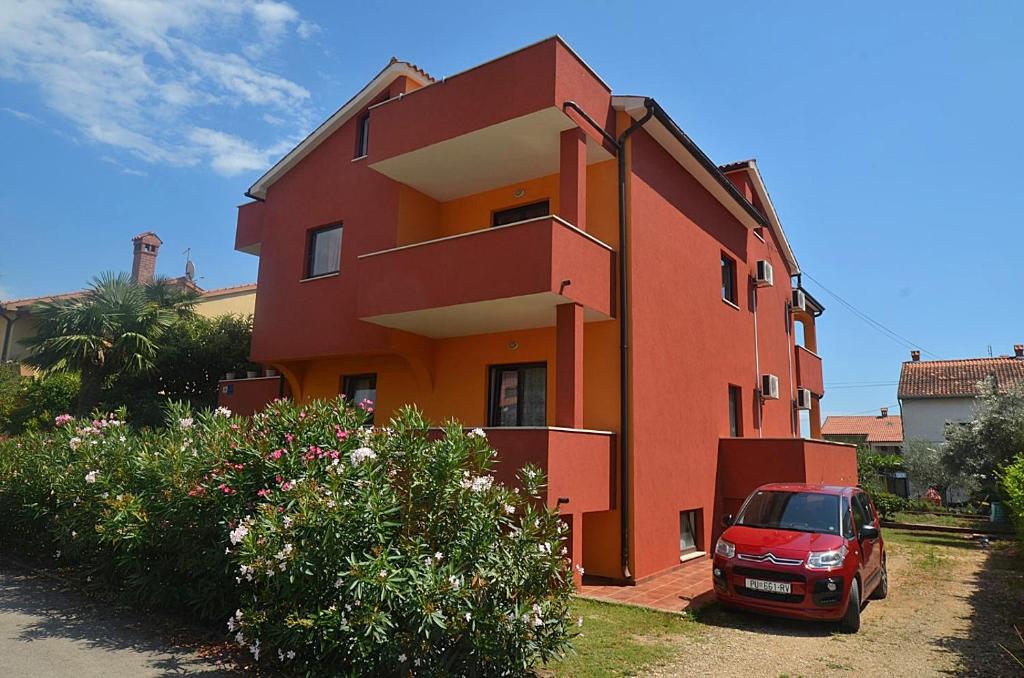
[801,271,940,359]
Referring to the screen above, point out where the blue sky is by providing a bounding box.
[1,1,1022,416]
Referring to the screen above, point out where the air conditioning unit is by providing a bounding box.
[791,289,807,312]
[754,260,774,287]
[795,387,813,410]
[761,374,780,400]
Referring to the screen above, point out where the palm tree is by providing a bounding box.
[22,272,182,415]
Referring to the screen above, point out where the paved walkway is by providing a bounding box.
[0,562,229,677]
[579,554,714,612]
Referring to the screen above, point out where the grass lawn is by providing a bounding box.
[892,511,989,529]
[544,598,701,677]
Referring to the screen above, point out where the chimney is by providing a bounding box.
[880,407,888,418]
[910,350,921,362]
[131,232,162,284]
[1015,344,1024,359]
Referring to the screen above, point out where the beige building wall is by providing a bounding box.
[194,287,256,318]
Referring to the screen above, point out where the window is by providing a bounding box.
[355,114,370,158]
[721,253,737,305]
[679,510,701,558]
[492,200,550,227]
[728,385,742,437]
[306,225,342,278]
[488,363,546,427]
[342,373,377,424]
[736,490,841,535]
[851,493,873,531]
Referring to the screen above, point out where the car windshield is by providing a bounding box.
[736,490,841,535]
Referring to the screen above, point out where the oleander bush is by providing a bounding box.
[1000,454,1024,539]
[0,397,576,676]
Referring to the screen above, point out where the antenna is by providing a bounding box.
[987,345,993,357]
[183,247,195,282]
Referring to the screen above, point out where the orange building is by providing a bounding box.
[224,38,856,585]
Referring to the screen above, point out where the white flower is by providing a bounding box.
[464,612,472,622]
[235,631,245,645]
[398,653,407,663]
[215,406,232,417]
[286,650,296,660]
[179,417,194,430]
[461,475,493,492]
[448,575,461,590]
[532,616,544,627]
[576,616,584,627]
[229,524,249,545]
[326,499,336,508]
[434,551,444,561]
[70,437,83,451]
[574,564,585,575]
[249,640,260,660]
[468,427,487,439]
[350,447,377,464]
[84,470,98,484]
[282,516,293,528]
[414,658,422,667]
[504,503,516,515]
[227,617,237,632]
[334,577,344,589]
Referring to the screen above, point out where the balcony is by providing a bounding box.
[795,345,824,396]
[443,427,616,514]
[355,216,614,338]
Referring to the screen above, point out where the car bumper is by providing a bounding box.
[712,556,849,622]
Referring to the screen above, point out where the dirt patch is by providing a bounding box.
[648,532,1021,677]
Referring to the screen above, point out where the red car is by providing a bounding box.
[712,483,887,632]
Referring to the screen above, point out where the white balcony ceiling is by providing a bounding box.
[361,292,610,339]
[368,107,613,202]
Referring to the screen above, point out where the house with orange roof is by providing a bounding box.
[823,408,907,496]
[1,232,256,373]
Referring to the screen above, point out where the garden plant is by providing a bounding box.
[0,397,577,675]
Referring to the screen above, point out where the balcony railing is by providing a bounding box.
[795,345,824,396]
[355,216,614,338]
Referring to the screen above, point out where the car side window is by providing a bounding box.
[852,494,871,529]
[841,497,854,539]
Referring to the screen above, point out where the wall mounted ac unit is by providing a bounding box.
[795,387,813,410]
[761,374,780,400]
[791,289,807,312]
[754,260,774,287]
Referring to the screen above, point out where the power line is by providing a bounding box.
[801,271,940,359]
[826,382,899,390]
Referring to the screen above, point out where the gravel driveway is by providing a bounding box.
[652,531,1023,677]
[0,562,230,678]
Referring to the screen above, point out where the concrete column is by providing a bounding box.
[556,302,584,428]
[810,397,823,439]
[559,128,587,231]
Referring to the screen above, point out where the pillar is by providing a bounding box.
[556,302,584,428]
[559,128,587,231]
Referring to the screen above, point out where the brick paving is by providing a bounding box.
[578,555,714,613]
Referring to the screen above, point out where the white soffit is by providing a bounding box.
[361,292,609,338]
[368,107,613,202]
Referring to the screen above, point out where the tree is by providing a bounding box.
[21,272,180,415]
[903,438,975,497]
[105,314,254,426]
[943,378,1024,495]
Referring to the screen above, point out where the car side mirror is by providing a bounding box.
[722,514,734,527]
[859,524,879,540]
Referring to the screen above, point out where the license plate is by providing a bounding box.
[745,578,791,594]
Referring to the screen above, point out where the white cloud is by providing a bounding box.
[0,0,318,177]
[2,107,41,123]
[297,20,321,40]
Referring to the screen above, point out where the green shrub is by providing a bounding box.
[1000,454,1024,538]
[1,371,79,434]
[0,397,576,675]
[871,492,907,521]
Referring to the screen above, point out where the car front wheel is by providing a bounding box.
[839,579,861,633]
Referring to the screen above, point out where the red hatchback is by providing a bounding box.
[712,483,887,632]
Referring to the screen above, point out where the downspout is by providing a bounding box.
[752,286,762,437]
[563,97,655,580]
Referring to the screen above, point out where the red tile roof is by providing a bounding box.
[898,357,1024,399]
[822,415,903,443]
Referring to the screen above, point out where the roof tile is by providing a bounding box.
[898,357,1024,399]
[822,415,903,443]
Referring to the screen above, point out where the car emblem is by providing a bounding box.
[737,551,803,566]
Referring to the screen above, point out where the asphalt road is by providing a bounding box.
[0,562,229,677]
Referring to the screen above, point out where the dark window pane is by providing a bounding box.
[488,363,546,427]
[342,373,376,424]
[356,114,370,157]
[308,225,342,277]
[679,511,698,555]
[721,254,736,303]
[728,385,741,437]
[492,200,550,227]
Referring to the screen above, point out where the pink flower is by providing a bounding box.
[257,488,272,498]
[335,427,349,440]
[285,433,294,443]
[54,414,74,427]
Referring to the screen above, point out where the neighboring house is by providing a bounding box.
[823,408,907,496]
[222,37,856,585]
[1,232,255,373]
[898,347,1024,444]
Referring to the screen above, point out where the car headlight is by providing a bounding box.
[715,538,736,559]
[806,545,848,570]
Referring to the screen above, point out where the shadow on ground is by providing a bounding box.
[0,563,229,677]
[689,600,855,639]
[935,542,1024,677]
